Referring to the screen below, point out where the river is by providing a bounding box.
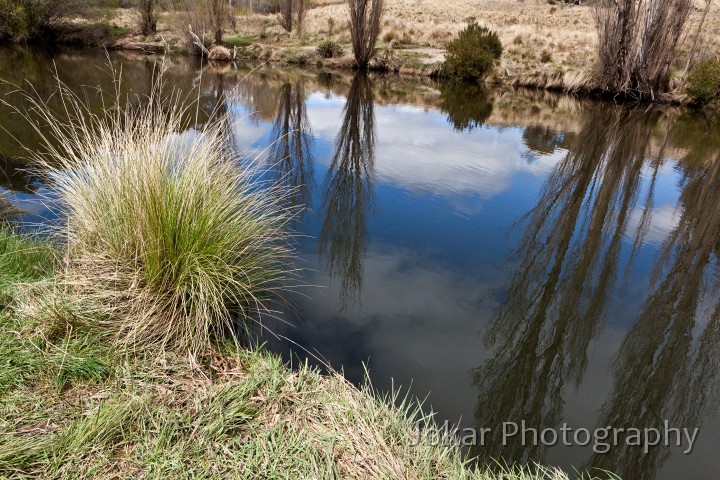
[2,45,720,480]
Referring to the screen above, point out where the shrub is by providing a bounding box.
[687,59,720,106]
[317,39,344,58]
[443,22,503,79]
[17,78,296,353]
[0,0,84,41]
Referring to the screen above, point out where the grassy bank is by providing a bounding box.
[0,71,620,479]
[4,1,720,102]
[0,229,620,479]
[101,0,720,101]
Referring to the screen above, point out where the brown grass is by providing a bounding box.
[106,0,720,94]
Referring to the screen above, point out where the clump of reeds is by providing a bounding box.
[16,74,296,353]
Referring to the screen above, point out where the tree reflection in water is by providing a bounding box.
[586,151,720,480]
[0,192,20,224]
[437,80,493,132]
[471,105,716,476]
[267,81,315,218]
[319,74,376,313]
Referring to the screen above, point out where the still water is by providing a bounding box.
[2,46,720,480]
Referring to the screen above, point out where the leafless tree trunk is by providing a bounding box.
[136,0,157,36]
[280,0,292,32]
[209,0,228,44]
[348,0,384,69]
[295,0,307,36]
[594,0,692,99]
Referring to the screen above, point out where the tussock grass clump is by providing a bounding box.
[19,78,296,353]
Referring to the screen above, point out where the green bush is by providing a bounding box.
[687,59,720,106]
[443,22,503,79]
[316,39,344,58]
[0,0,83,41]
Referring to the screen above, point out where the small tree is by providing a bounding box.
[443,22,502,79]
[347,0,384,69]
[136,0,157,36]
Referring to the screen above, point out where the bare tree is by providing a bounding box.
[209,0,229,44]
[348,0,384,69]
[595,0,692,99]
[279,0,292,32]
[295,0,307,36]
[135,0,157,36]
[170,0,230,54]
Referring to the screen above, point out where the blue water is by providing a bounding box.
[2,48,720,479]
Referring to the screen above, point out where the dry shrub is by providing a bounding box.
[170,0,231,54]
[208,44,232,61]
[348,0,384,69]
[594,0,692,99]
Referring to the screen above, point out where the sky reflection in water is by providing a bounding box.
[2,48,720,480]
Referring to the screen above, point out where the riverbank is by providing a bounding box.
[0,227,619,479]
[98,0,720,103]
[3,0,719,103]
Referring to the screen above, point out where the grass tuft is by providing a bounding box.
[14,74,298,354]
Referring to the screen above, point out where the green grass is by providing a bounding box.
[15,76,297,353]
[0,73,621,480]
[0,286,611,480]
[0,228,621,479]
[223,35,254,47]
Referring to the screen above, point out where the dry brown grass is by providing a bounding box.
[105,0,720,94]
[253,0,720,88]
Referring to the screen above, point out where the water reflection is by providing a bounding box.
[0,155,38,194]
[474,103,720,478]
[522,125,572,156]
[586,153,720,479]
[319,74,376,312]
[0,192,20,224]
[5,48,720,480]
[474,105,657,463]
[267,81,315,216]
[438,80,493,132]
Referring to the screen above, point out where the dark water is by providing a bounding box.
[3,46,720,480]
